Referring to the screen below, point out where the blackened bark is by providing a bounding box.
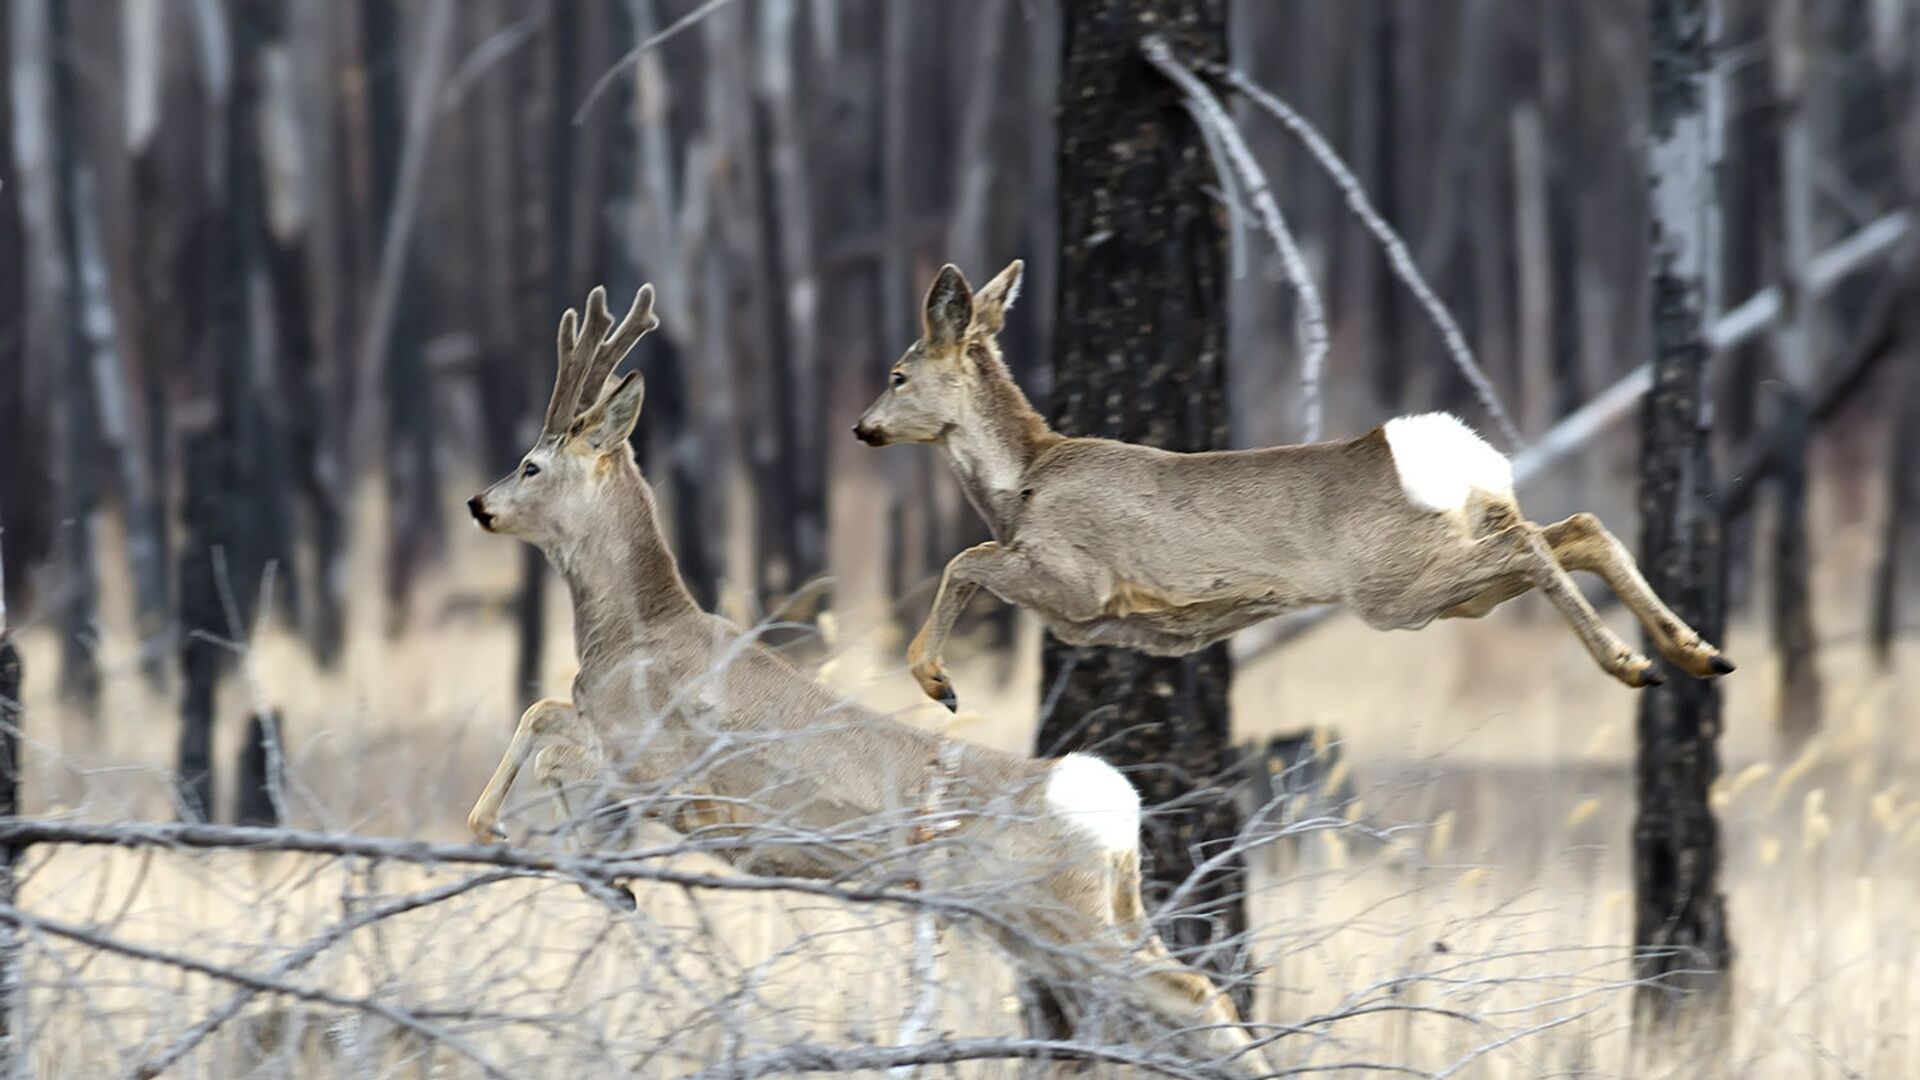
[516,0,576,699]
[176,435,222,823]
[1871,329,1918,665]
[0,595,19,1057]
[0,0,42,622]
[1367,0,1405,410]
[1635,0,1731,1026]
[367,0,442,633]
[1768,389,1820,747]
[126,69,191,686]
[234,710,284,827]
[255,2,332,660]
[1039,0,1249,1016]
[637,334,717,610]
[1542,0,1584,419]
[50,0,101,715]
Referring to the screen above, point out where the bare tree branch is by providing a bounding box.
[1143,37,1331,443]
[1198,52,1525,449]
[0,902,509,1080]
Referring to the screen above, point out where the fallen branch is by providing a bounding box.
[1708,211,1910,352]
[1143,37,1331,442]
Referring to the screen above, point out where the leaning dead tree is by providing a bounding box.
[1039,0,1251,1024]
[1633,0,1732,1027]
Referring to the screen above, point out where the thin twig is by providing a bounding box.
[573,0,737,126]
[677,1034,1242,1080]
[1143,37,1331,442]
[132,870,516,1077]
[1197,51,1525,449]
[0,902,510,1080]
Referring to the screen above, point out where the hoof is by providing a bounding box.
[1707,653,1736,676]
[1620,658,1665,688]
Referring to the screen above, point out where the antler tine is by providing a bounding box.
[572,285,659,415]
[541,307,585,436]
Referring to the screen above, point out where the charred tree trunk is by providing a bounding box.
[49,0,101,716]
[0,542,19,1061]
[367,0,442,634]
[1871,291,1920,665]
[176,0,273,824]
[1036,0,1249,1023]
[0,0,40,623]
[516,0,577,698]
[176,435,223,822]
[234,710,283,827]
[1634,0,1732,1028]
[1871,33,1920,669]
[1766,0,1823,747]
[125,3,193,687]
[257,2,336,661]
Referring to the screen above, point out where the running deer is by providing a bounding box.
[464,287,1272,1074]
[854,261,1734,709]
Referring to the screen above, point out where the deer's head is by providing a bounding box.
[469,286,659,546]
[853,260,1023,446]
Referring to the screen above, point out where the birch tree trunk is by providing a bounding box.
[1035,0,1249,1025]
[1634,0,1732,1027]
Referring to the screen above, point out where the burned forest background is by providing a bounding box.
[1,0,1920,1076]
[4,0,1915,741]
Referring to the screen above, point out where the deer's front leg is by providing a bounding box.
[909,543,1090,709]
[468,698,579,843]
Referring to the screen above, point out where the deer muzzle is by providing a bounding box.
[467,496,495,531]
[851,422,889,446]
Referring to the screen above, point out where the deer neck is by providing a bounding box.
[547,460,698,669]
[939,356,1057,537]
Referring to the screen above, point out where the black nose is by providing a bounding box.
[467,496,493,529]
[852,424,883,446]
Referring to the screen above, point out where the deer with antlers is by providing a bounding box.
[463,286,1273,1074]
[854,261,1735,709]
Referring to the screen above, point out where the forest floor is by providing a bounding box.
[7,495,1916,1077]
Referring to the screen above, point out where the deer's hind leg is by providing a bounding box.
[1099,851,1271,1075]
[1381,523,1661,688]
[533,743,637,911]
[1542,512,1734,679]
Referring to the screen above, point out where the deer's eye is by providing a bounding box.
[521,461,541,478]
[890,370,908,388]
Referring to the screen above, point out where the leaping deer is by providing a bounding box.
[463,286,1272,1075]
[854,261,1734,709]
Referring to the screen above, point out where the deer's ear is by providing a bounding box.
[922,264,973,347]
[572,372,646,452]
[968,259,1024,336]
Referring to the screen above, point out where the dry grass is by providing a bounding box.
[5,486,1916,1077]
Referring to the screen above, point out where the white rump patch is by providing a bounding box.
[1046,753,1141,852]
[1382,412,1514,512]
